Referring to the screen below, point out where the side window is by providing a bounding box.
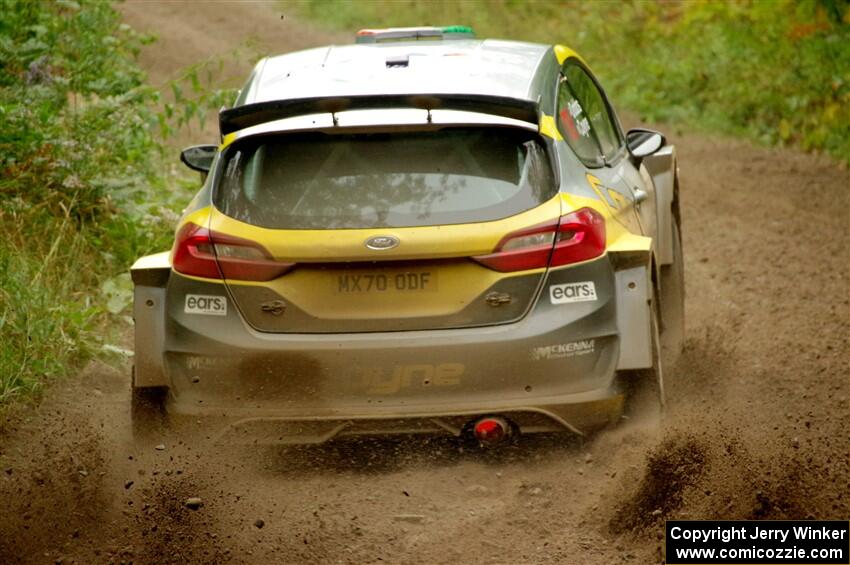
[557,60,622,165]
[557,76,602,166]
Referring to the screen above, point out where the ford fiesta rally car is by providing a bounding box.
[130,26,684,445]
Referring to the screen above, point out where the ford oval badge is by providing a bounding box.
[365,235,399,250]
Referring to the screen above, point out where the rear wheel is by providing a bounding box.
[130,366,168,442]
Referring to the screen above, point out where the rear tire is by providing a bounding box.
[130,366,168,442]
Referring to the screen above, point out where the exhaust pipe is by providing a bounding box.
[471,416,512,445]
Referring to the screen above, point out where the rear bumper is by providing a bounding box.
[176,387,625,444]
[138,256,630,439]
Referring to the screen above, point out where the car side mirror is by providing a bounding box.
[180,144,217,173]
[626,129,665,160]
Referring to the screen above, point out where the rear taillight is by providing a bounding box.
[549,207,606,267]
[172,223,294,281]
[470,220,558,272]
[172,223,219,279]
[471,207,605,272]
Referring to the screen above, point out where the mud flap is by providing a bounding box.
[131,252,171,388]
[649,306,666,409]
[614,264,653,370]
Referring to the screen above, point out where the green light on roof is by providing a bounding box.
[441,25,475,35]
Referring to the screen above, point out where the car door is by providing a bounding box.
[557,59,642,235]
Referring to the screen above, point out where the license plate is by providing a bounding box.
[335,272,435,294]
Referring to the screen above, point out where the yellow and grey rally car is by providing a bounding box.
[130,26,683,445]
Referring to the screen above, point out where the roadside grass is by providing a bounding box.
[0,214,102,402]
[293,0,850,164]
[0,0,232,406]
[0,200,177,403]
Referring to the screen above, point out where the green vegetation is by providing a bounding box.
[295,0,850,163]
[0,0,181,403]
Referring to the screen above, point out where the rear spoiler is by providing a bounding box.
[219,94,539,137]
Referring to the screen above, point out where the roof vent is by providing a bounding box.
[385,55,409,68]
[356,26,475,44]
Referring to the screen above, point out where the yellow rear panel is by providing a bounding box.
[207,197,562,332]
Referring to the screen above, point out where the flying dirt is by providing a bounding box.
[0,2,847,564]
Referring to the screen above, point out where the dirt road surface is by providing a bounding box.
[1,2,848,564]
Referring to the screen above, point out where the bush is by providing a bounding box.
[0,0,160,215]
[0,0,175,403]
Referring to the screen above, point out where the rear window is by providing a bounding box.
[213,127,557,229]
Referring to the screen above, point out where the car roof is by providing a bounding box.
[240,39,557,107]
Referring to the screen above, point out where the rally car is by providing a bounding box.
[130,26,684,445]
